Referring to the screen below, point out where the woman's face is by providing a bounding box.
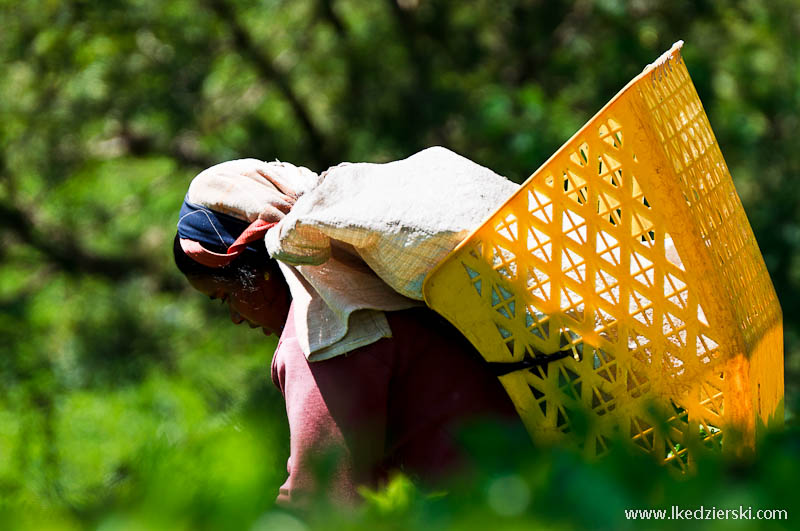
[187,269,290,336]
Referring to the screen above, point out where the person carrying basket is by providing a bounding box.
[173,147,522,507]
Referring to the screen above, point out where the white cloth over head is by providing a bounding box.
[187,147,520,361]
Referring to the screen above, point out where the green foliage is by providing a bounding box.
[0,0,798,528]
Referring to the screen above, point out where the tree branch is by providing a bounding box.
[206,0,335,169]
[0,197,187,294]
[0,199,157,281]
[117,126,216,169]
[316,0,346,36]
[384,0,430,86]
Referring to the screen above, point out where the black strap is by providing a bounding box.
[487,349,573,377]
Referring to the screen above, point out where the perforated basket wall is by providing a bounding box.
[423,42,783,468]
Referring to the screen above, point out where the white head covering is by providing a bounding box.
[187,158,320,223]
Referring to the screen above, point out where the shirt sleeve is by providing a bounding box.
[271,305,392,507]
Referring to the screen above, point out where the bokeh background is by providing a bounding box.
[1,0,798,529]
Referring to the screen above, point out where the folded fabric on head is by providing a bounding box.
[187,158,321,222]
[177,158,412,360]
[177,159,314,268]
[180,149,520,361]
[267,146,520,300]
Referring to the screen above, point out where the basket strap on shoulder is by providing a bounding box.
[487,349,573,377]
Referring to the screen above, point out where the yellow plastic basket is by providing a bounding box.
[423,42,783,467]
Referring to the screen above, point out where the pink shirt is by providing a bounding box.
[271,304,519,507]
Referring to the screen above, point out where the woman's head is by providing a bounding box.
[173,235,290,335]
[174,159,319,335]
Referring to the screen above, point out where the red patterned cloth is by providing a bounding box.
[271,303,519,507]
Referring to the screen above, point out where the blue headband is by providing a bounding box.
[176,198,266,256]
